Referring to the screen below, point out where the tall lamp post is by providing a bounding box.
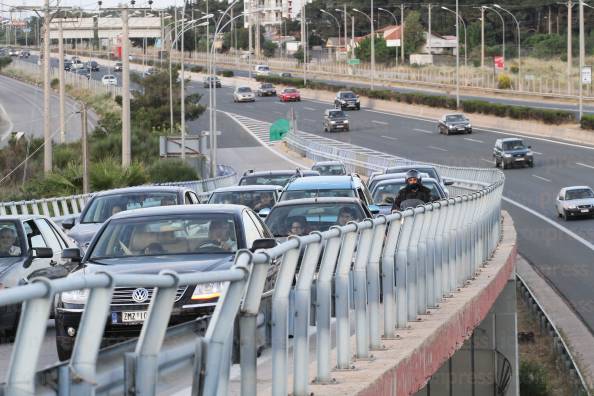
[334,8,352,57]
[378,7,399,66]
[483,6,505,65]
[320,9,341,58]
[352,7,375,89]
[494,4,521,91]
[441,6,467,68]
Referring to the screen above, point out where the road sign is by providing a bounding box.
[582,66,592,84]
[494,56,504,70]
[22,28,31,33]
[348,58,360,65]
[269,119,290,141]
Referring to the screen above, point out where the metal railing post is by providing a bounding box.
[353,220,374,359]
[293,233,323,396]
[367,217,387,350]
[381,213,402,338]
[425,202,441,308]
[396,210,415,328]
[416,204,432,315]
[407,207,425,320]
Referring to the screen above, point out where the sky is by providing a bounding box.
[1,0,182,14]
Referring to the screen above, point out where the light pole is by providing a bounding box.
[442,6,467,68]
[494,4,521,90]
[320,9,341,58]
[378,7,399,66]
[484,6,505,64]
[334,8,351,57]
[353,7,375,89]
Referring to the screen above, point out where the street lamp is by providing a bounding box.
[482,6,505,64]
[335,8,351,58]
[378,7,399,66]
[441,6,467,68]
[320,9,341,58]
[352,7,376,90]
[494,4,521,90]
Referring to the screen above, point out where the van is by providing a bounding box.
[254,64,271,76]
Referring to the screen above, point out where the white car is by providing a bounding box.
[233,86,255,102]
[254,64,271,76]
[101,74,118,86]
[556,186,594,220]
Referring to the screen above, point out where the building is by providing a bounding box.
[244,0,291,34]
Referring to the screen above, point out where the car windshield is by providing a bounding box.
[262,83,273,88]
[372,181,443,204]
[340,92,356,99]
[81,192,179,224]
[312,165,346,175]
[238,87,252,93]
[566,189,594,200]
[90,214,239,259]
[502,140,525,150]
[265,203,365,237]
[284,88,297,93]
[446,115,466,122]
[387,167,439,181]
[258,66,270,71]
[240,175,294,186]
[329,111,346,118]
[0,221,25,259]
[281,189,355,201]
[209,190,276,210]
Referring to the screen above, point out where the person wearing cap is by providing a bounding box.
[391,169,432,212]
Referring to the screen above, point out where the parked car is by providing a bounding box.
[238,169,320,187]
[73,68,91,79]
[279,87,300,102]
[265,197,371,242]
[70,59,84,70]
[311,161,347,176]
[438,113,472,135]
[493,138,534,169]
[62,186,201,250]
[54,204,278,360]
[233,86,255,102]
[278,72,292,78]
[114,61,123,72]
[101,74,118,86]
[85,60,100,71]
[334,90,361,110]
[18,51,30,58]
[207,185,283,217]
[370,177,447,215]
[254,64,271,76]
[0,216,77,340]
[63,61,73,71]
[256,82,276,96]
[203,76,222,88]
[278,175,378,215]
[556,186,594,220]
[368,165,454,194]
[323,109,349,132]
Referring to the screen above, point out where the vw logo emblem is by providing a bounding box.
[132,288,149,303]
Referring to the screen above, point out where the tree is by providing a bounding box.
[354,37,397,64]
[403,10,425,58]
[262,40,278,57]
[294,47,310,63]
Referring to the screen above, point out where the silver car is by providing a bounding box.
[233,86,255,102]
[556,186,594,220]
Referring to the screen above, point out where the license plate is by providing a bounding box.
[581,209,589,213]
[514,158,524,161]
[121,311,148,323]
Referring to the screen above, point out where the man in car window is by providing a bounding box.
[392,169,432,212]
[206,220,236,251]
[337,207,356,226]
[288,218,307,236]
[0,227,21,256]
[253,192,274,211]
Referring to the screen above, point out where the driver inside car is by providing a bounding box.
[201,220,237,252]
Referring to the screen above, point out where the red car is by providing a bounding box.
[279,87,301,102]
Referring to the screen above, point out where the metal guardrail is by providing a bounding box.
[0,150,504,395]
[0,170,237,220]
[516,274,591,396]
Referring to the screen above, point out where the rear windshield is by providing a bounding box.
[82,192,179,224]
[240,175,293,186]
[340,92,356,98]
[329,111,346,118]
[280,189,356,201]
[209,190,276,211]
[312,165,346,175]
[446,114,466,122]
[284,88,297,93]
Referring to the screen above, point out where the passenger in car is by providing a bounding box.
[253,192,274,211]
[287,217,308,236]
[0,227,21,256]
[206,220,236,251]
[337,207,356,226]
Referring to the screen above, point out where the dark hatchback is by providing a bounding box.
[54,205,277,360]
[493,138,534,169]
[323,109,349,132]
[256,82,276,96]
[438,113,472,135]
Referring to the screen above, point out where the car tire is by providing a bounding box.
[557,210,562,218]
[356,104,360,110]
[502,161,508,170]
[467,130,472,134]
[324,126,328,132]
[494,159,500,168]
[55,322,73,361]
[345,127,350,131]
[529,161,534,168]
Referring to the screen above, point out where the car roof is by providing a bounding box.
[444,113,464,117]
[499,137,524,142]
[313,161,345,167]
[271,197,364,208]
[110,204,245,220]
[284,175,359,190]
[93,185,188,197]
[212,184,283,192]
[236,86,252,89]
[242,169,319,177]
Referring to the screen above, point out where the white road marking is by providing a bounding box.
[576,162,594,170]
[532,151,543,155]
[414,128,433,134]
[463,137,484,143]
[372,120,389,125]
[428,146,448,152]
[532,174,552,183]
[382,135,398,141]
[304,107,316,111]
[481,158,494,164]
[304,118,316,122]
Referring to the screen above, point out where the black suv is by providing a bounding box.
[323,109,349,132]
[256,82,276,96]
[85,61,100,71]
[493,138,534,169]
[334,91,360,110]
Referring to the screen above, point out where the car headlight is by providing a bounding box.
[330,121,336,124]
[448,125,454,129]
[467,124,472,128]
[192,282,224,301]
[567,204,577,209]
[344,120,349,123]
[340,99,346,103]
[503,153,512,158]
[62,289,89,304]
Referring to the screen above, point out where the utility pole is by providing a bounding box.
[121,7,131,167]
[59,19,65,144]
[579,0,584,118]
[481,6,485,68]
[343,4,347,57]
[400,4,405,63]
[301,2,306,84]
[181,5,186,161]
[423,4,433,56]
[548,6,552,34]
[80,102,89,194]
[455,0,459,108]
[567,0,573,95]
[371,0,375,90]
[43,0,52,174]
[248,0,252,78]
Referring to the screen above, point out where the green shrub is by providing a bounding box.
[510,65,519,74]
[0,56,12,70]
[580,114,594,129]
[90,158,148,191]
[148,159,199,183]
[519,361,550,396]
[189,65,204,73]
[50,78,60,89]
[54,143,81,169]
[218,70,234,77]
[498,73,512,89]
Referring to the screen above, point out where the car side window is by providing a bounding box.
[242,211,262,247]
[559,192,565,200]
[34,219,63,252]
[190,192,201,204]
[24,220,47,249]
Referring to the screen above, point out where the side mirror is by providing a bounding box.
[62,217,76,230]
[250,238,277,252]
[258,207,271,219]
[528,145,532,149]
[368,204,381,215]
[443,178,454,186]
[32,247,54,259]
[62,248,82,263]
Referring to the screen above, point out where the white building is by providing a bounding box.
[244,0,291,33]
